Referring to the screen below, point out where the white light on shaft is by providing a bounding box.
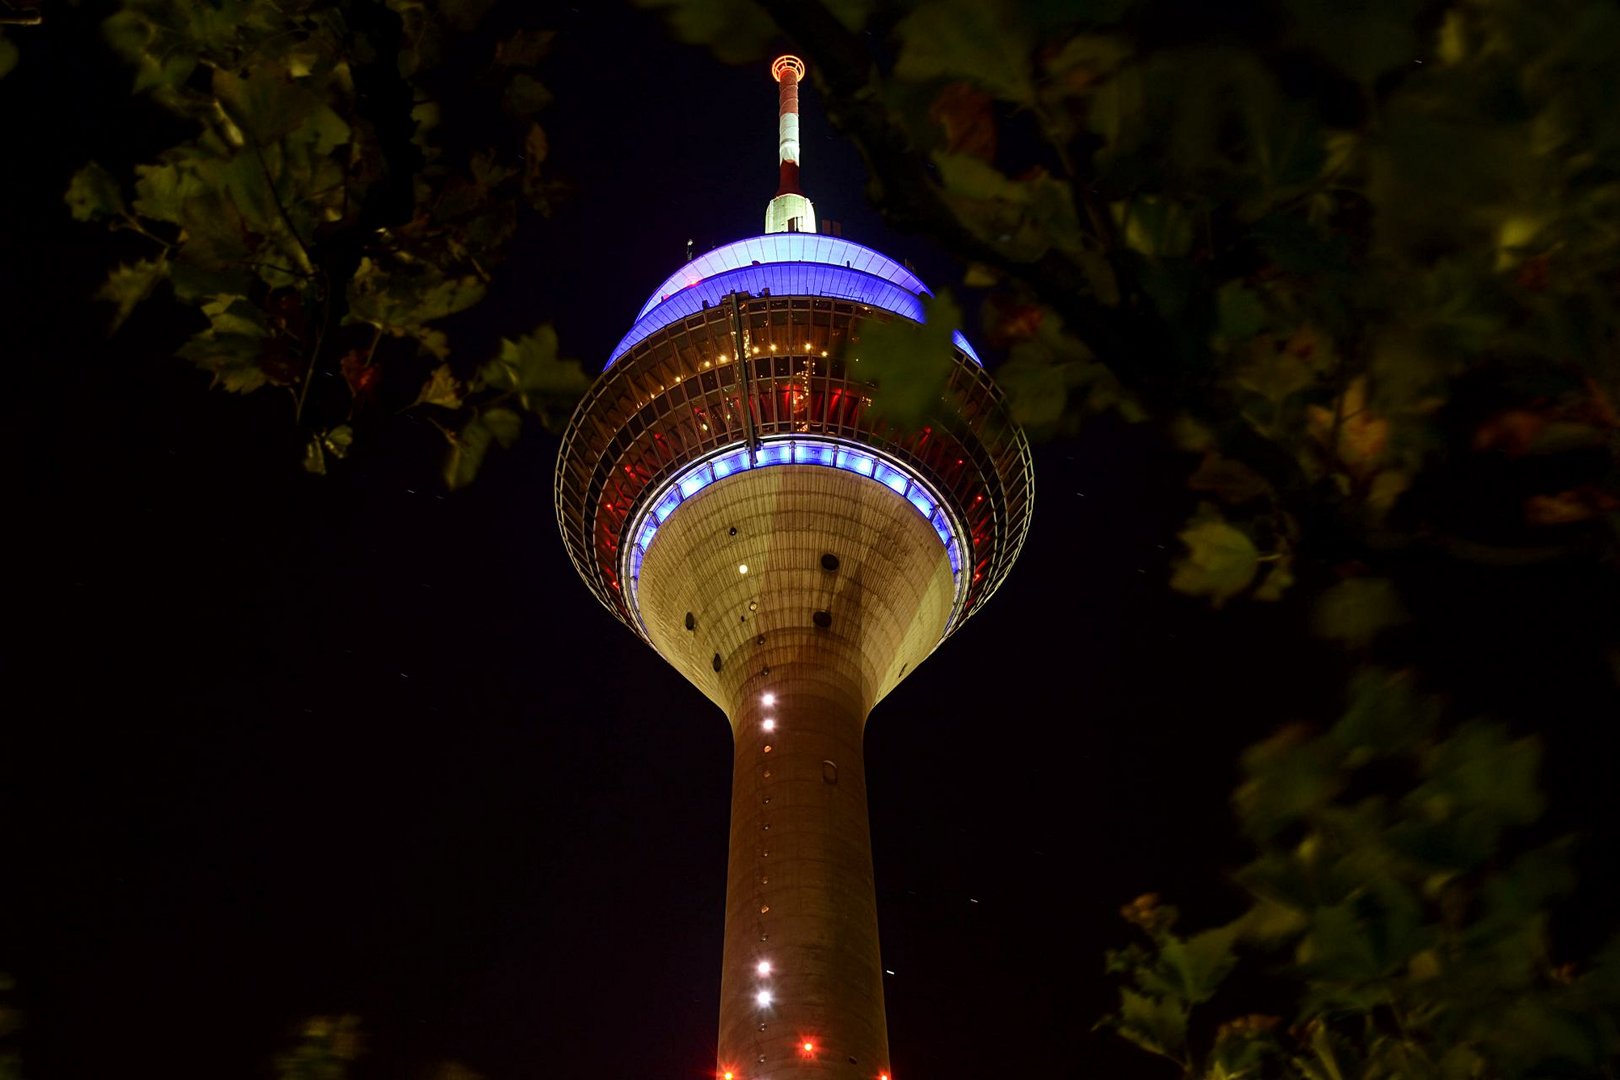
[755,990,772,1007]
[756,960,771,976]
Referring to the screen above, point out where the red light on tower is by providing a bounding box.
[799,1040,817,1056]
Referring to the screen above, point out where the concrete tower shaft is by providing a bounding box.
[633,467,954,1076]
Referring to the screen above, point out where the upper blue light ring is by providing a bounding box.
[636,234,931,320]
[606,263,928,368]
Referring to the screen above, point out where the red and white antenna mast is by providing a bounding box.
[764,55,817,235]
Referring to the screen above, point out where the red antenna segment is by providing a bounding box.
[772,55,806,197]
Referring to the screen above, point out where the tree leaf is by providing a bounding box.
[501,72,551,117]
[443,415,493,490]
[416,364,463,408]
[476,325,587,427]
[1115,989,1187,1059]
[631,0,778,64]
[850,292,961,428]
[1216,282,1267,342]
[1312,577,1408,648]
[0,32,18,79]
[65,162,126,222]
[302,435,327,475]
[322,425,354,459]
[895,0,1035,105]
[1170,512,1260,607]
[1160,924,1240,1003]
[482,406,522,448]
[96,258,168,332]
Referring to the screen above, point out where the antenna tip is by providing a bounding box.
[771,55,806,83]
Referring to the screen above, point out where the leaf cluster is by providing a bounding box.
[1099,671,1620,1079]
[68,0,585,485]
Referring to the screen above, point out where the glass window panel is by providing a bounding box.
[653,490,682,522]
[872,462,909,493]
[796,443,835,466]
[679,467,714,498]
[835,449,875,476]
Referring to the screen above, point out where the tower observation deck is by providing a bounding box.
[554,56,1034,1079]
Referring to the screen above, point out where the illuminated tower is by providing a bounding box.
[554,56,1033,1079]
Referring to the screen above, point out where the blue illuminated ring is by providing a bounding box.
[607,263,927,368]
[636,234,931,320]
[622,436,968,633]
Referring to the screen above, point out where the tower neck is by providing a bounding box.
[718,674,888,1079]
[766,55,816,235]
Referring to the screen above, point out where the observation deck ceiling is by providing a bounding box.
[608,233,982,369]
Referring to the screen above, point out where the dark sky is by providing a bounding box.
[4,4,1617,1080]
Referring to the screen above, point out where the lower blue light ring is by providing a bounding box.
[621,436,968,637]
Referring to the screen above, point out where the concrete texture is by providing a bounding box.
[635,465,954,1078]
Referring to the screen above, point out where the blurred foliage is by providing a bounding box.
[62,0,586,486]
[274,1015,364,1080]
[630,0,1620,1069]
[636,0,1620,647]
[1099,671,1620,1077]
[271,1015,485,1080]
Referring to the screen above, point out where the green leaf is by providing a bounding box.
[850,292,961,428]
[1312,577,1409,648]
[65,162,126,222]
[476,325,587,427]
[96,258,168,332]
[631,0,778,64]
[931,154,1085,261]
[416,364,463,408]
[347,258,486,335]
[131,162,201,225]
[482,407,522,448]
[1170,511,1260,607]
[1329,669,1438,757]
[175,296,274,393]
[1416,723,1544,832]
[1115,989,1187,1059]
[443,415,494,490]
[1216,282,1267,342]
[995,350,1069,428]
[501,73,552,117]
[1160,924,1239,1003]
[1235,726,1342,840]
[895,0,1035,105]
[302,435,327,475]
[1117,196,1194,258]
[322,425,354,459]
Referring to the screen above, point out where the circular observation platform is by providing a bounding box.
[554,234,1034,684]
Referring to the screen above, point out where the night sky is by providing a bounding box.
[5,4,1617,1080]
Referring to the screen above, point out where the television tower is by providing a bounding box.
[554,56,1034,1079]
